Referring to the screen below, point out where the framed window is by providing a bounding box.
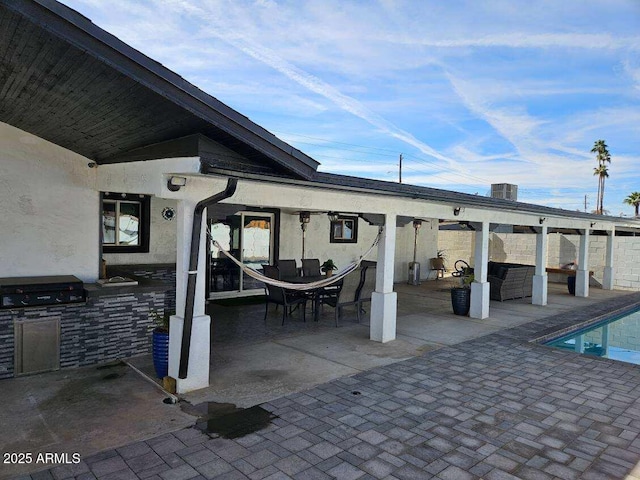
[101,193,150,253]
[330,216,358,243]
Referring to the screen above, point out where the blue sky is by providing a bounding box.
[63,0,640,215]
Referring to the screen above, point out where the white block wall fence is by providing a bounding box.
[438,230,640,291]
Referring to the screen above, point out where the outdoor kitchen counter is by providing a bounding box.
[84,277,171,297]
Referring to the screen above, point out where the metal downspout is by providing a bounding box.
[178,178,238,379]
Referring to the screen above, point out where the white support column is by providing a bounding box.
[576,229,590,297]
[470,221,490,319]
[169,199,211,394]
[603,228,615,290]
[532,225,548,306]
[371,214,397,343]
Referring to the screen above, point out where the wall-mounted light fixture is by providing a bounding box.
[167,176,187,192]
[413,219,423,229]
[453,207,462,216]
[539,217,546,224]
[590,222,596,228]
[327,211,339,222]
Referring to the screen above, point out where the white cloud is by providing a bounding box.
[59,0,640,214]
[392,33,640,51]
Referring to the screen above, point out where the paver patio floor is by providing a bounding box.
[10,284,640,480]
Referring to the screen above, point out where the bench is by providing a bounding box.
[545,268,594,277]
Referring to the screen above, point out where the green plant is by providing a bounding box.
[591,139,611,214]
[320,259,337,273]
[624,192,640,217]
[149,309,173,333]
[452,267,474,289]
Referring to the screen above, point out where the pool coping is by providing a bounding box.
[493,291,640,346]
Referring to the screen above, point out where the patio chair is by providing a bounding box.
[302,258,321,277]
[277,259,298,280]
[357,262,376,320]
[263,265,306,325]
[322,267,362,326]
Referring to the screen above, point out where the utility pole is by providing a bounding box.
[399,153,403,183]
[584,194,588,212]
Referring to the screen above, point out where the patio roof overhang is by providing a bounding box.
[0,0,319,179]
[196,167,640,233]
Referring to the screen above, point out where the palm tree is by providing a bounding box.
[591,139,611,214]
[624,192,640,217]
[593,164,609,214]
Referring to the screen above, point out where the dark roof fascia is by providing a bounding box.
[202,166,640,227]
[6,0,319,177]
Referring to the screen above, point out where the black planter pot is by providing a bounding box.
[567,276,576,295]
[451,288,471,316]
[152,329,169,378]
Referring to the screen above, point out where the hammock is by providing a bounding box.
[211,229,381,291]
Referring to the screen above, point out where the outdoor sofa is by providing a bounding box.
[487,261,535,301]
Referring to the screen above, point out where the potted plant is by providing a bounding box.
[150,309,171,378]
[321,259,338,277]
[450,267,473,316]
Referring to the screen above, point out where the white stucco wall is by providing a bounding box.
[278,213,438,282]
[279,214,379,274]
[103,197,177,265]
[0,122,99,281]
[97,157,202,267]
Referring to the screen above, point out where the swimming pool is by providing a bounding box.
[545,306,640,365]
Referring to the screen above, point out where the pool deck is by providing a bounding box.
[7,283,640,479]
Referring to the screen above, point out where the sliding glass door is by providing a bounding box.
[209,211,275,297]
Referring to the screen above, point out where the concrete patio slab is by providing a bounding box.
[397,314,503,345]
[0,362,195,479]
[183,339,361,408]
[274,324,437,370]
[7,281,640,480]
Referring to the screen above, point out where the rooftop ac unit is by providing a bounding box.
[491,183,518,201]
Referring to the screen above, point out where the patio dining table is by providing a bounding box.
[284,275,341,321]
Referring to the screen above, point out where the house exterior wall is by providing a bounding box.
[0,122,99,281]
[278,214,438,282]
[438,230,640,290]
[278,214,378,275]
[103,197,178,266]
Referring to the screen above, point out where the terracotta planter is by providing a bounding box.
[431,257,445,270]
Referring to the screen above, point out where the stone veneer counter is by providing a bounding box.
[0,279,171,379]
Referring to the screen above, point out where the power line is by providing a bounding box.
[275,130,599,203]
[274,130,497,186]
[282,132,531,190]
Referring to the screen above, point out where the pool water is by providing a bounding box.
[546,307,640,365]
